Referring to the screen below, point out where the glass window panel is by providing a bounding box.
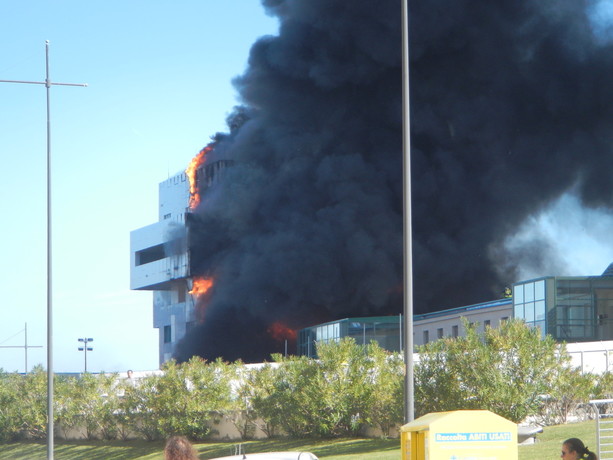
[525,283,535,302]
[514,303,524,319]
[534,280,545,300]
[570,306,587,320]
[535,300,546,321]
[514,285,524,303]
[525,302,535,322]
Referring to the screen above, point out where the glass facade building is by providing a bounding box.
[513,276,613,341]
[297,271,613,359]
[297,316,402,358]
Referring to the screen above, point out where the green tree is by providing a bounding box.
[56,372,121,440]
[260,354,315,437]
[0,370,21,442]
[365,345,405,437]
[180,357,233,440]
[120,372,162,441]
[119,358,233,441]
[225,361,260,440]
[16,366,48,439]
[593,371,613,399]
[95,372,123,440]
[415,319,571,422]
[536,366,594,425]
[263,338,384,438]
[245,362,284,438]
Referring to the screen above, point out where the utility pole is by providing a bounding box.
[0,41,87,460]
[77,337,94,373]
[0,323,43,373]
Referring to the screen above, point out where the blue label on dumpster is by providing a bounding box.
[435,432,512,442]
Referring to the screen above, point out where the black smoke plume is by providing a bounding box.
[175,0,613,363]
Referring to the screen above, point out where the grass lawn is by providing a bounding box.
[519,419,597,460]
[0,420,599,459]
[0,438,400,460]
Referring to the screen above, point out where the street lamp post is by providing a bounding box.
[1,41,86,460]
[401,0,415,423]
[77,338,94,373]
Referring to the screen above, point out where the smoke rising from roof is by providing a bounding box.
[175,0,613,363]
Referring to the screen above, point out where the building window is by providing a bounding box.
[452,325,459,337]
[437,328,444,339]
[164,325,172,343]
[484,320,491,330]
[164,213,171,220]
[513,280,547,337]
[135,244,166,266]
[423,330,429,344]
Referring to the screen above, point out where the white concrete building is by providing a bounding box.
[412,298,512,346]
[130,158,230,365]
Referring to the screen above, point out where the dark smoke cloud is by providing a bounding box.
[175,0,613,363]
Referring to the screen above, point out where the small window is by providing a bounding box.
[164,325,172,343]
[135,244,166,266]
[437,328,444,339]
[423,330,429,344]
[484,320,491,330]
[164,213,171,220]
[452,325,459,337]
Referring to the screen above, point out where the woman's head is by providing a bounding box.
[562,438,597,460]
[164,436,199,460]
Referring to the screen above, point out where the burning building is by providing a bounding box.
[130,149,230,365]
[133,0,613,364]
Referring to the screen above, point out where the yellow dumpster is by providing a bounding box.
[400,410,518,460]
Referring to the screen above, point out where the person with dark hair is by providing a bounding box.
[561,438,598,460]
[164,436,199,460]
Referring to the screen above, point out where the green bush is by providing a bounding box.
[247,338,404,438]
[415,319,585,423]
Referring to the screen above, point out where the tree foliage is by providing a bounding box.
[415,319,577,422]
[3,328,609,444]
[247,338,404,438]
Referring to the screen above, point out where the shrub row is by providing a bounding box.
[4,321,612,443]
[0,339,405,442]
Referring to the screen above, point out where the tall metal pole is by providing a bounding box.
[0,41,87,460]
[401,0,415,423]
[45,41,54,459]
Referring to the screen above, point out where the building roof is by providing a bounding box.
[413,298,512,322]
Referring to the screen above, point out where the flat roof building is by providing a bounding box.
[298,265,613,358]
[297,299,512,359]
[130,156,229,366]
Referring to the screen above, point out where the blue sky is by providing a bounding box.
[0,1,278,373]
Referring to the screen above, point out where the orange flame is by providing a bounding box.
[189,277,213,297]
[268,322,297,342]
[186,145,213,210]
